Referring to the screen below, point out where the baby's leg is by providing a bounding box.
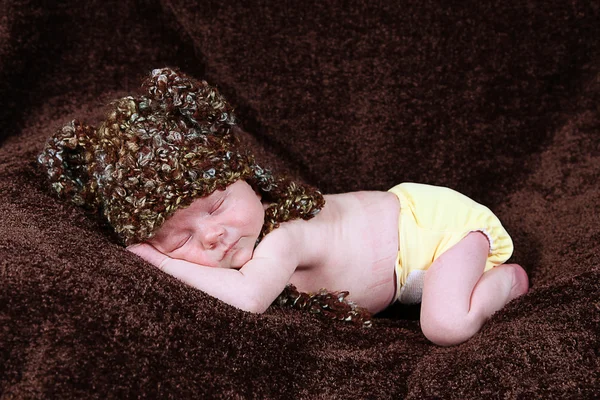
[420,231,528,346]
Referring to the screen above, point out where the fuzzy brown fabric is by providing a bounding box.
[1,0,599,398]
[36,67,325,246]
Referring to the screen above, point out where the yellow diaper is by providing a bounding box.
[388,183,514,304]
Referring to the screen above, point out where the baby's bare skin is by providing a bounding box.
[276,190,400,314]
[132,180,399,314]
[128,180,528,346]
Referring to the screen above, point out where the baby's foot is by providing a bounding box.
[503,263,529,301]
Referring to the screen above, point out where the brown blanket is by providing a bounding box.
[1,1,598,398]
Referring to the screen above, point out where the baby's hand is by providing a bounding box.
[126,241,275,313]
[127,243,171,270]
[127,239,297,314]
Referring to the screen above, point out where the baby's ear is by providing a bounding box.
[141,67,236,134]
[38,120,100,208]
[142,67,189,105]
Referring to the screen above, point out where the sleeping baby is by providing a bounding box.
[38,67,528,346]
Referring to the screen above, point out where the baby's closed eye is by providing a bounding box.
[169,235,192,252]
[210,197,225,214]
[164,235,192,253]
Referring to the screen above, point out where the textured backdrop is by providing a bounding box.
[1,0,599,398]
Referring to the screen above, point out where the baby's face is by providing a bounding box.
[147,180,264,269]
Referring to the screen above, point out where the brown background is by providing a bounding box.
[1,0,599,398]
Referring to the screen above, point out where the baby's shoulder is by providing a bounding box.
[323,190,399,219]
[254,224,298,260]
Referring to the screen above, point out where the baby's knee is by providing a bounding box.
[420,312,479,346]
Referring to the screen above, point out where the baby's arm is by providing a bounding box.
[127,240,297,313]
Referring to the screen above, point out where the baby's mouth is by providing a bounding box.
[222,238,240,260]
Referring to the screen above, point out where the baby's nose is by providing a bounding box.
[203,224,224,247]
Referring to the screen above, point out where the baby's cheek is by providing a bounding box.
[231,246,253,269]
[184,247,219,268]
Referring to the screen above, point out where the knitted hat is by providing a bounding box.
[38,67,324,246]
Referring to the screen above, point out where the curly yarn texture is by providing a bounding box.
[38,67,371,326]
[38,68,323,245]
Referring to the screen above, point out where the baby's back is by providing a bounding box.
[283,190,400,314]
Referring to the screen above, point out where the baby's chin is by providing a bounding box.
[226,246,254,270]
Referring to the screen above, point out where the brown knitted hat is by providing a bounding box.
[38,67,324,246]
[37,69,374,326]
